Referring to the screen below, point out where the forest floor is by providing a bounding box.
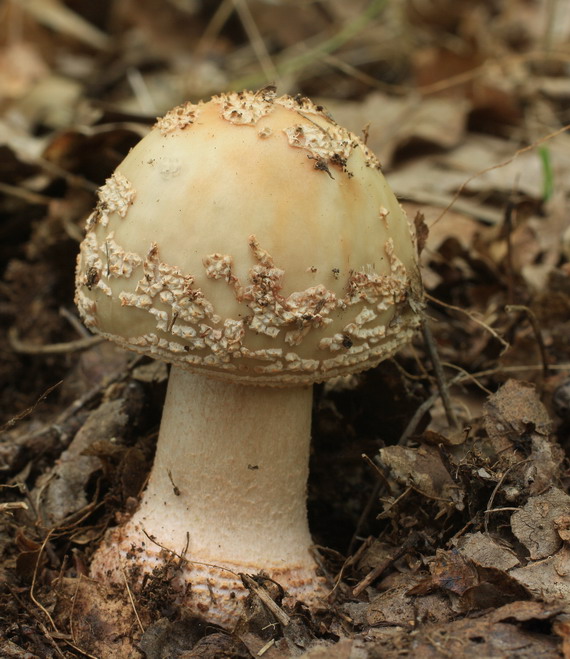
[1,1,570,657]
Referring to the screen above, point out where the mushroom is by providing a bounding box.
[75,89,423,627]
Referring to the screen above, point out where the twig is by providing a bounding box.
[425,293,510,353]
[484,459,531,534]
[9,326,104,355]
[431,122,570,228]
[1,380,62,432]
[241,574,291,627]
[30,530,60,633]
[0,181,52,205]
[471,362,570,377]
[6,584,68,657]
[347,479,382,556]
[361,453,393,491]
[440,361,493,396]
[233,0,278,83]
[377,486,413,519]
[0,501,29,513]
[421,322,459,429]
[329,536,373,598]
[11,0,109,49]
[505,304,550,378]
[141,528,240,576]
[352,538,414,597]
[257,639,276,656]
[63,640,99,659]
[503,197,517,304]
[119,557,145,634]
[398,390,438,445]
[484,507,521,513]
[231,0,388,90]
[59,306,91,338]
[195,0,233,54]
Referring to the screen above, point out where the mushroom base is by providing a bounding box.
[90,527,327,628]
[90,368,327,628]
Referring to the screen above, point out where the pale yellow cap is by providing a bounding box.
[75,89,422,385]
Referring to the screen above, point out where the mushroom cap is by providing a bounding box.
[75,90,422,385]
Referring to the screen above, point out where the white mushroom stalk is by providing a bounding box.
[92,370,316,627]
[75,89,423,627]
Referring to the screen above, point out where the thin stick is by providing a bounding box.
[141,528,241,577]
[233,0,278,84]
[195,0,233,54]
[503,198,517,304]
[30,530,60,633]
[59,306,92,338]
[119,558,145,634]
[6,584,66,657]
[241,574,291,627]
[352,540,412,597]
[440,361,493,396]
[347,479,382,556]
[422,322,459,429]
[9,326,104,355]
[425,292,510,353]
[484,459,530,534]
[505,304,550,378]
[329,536,373,597]
[431,123,570,228]
[1,380,62,432]
[258,639,276,656]
[231,0,388,90]
[0,501,29,513]
[0,181,52,205]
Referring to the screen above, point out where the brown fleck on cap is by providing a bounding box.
[75,90,423,385]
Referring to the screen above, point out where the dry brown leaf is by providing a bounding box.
[33,391,142,526]
[379,445,463,508]
[509,546,570,602]
[408,550,478,598]
[327,92,470,168]
[410,614,560,659]
[511,488,570,560]
[367,582,453,628]
[483,379,551,444]
[299,638,365,659]
[54,577,142,659]
[456,531,519,571]
[554,516,570,543]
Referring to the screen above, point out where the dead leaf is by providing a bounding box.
[554,516,570,542]
[179,633,250,658]
[408,550,478,597]
[484,379,551,444]
[511,488,570,560]
[298,638,364,659]
[460,565,531,611]
[509,546,570,602]
[327,92,470,168]
[409,604,561,658]
[456,531,519,571]
[367,582,453,628]
[138,616,211,659]
[488,600,563,624]
[379,445,463,508]
[54,577,142,659]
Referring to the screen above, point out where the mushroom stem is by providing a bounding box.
[91,368,323,625]
[144,367,314,564]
